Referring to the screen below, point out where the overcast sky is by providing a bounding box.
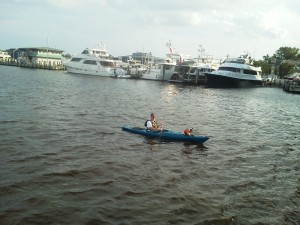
[1,0,299,60]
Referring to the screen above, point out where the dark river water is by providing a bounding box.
[0,65,299,225]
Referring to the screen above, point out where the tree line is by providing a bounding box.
[253,47,300,77]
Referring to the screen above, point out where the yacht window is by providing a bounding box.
[100,61,114,67]
[219,67,240,72]
[244,69,257,75]
[83,60,97,65]
[70,58,82,62]
[81,50,89,54]
[190,68,196,73]
[236,59,246,64]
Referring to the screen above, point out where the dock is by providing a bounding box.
[0,58,64,70]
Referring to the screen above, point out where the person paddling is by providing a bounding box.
[145,113,162,131]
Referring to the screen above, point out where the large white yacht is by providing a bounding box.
[204,54,263,86]
[64,44,125,77]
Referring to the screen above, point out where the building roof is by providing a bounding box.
[17,47,64,53]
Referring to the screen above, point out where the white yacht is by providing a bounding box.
[64,44,125,77]
[204,55,263,86]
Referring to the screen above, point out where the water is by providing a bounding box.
[0,65,299,225]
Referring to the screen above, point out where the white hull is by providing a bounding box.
[209,70,262,82]
[64,44,126,77]
[65,64,125,77]
[139,68,172,80]
[64,58,126,77]
[132,64,176,81]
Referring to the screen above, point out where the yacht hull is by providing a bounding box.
[205,73,263,87]
[283,79,300,94]
[65,65,125,77]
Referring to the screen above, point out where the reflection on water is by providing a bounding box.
[182,142,208,152]
[0,66,299,225]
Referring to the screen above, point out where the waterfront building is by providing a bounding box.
[132,52,153,65]
[0,50,11,60]
[17,47,64,66]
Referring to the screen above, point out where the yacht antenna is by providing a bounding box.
[166,40,172,48]
[198,45,205,57]
[198,44,205,63]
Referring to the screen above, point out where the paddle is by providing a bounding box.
[160,123,164,137]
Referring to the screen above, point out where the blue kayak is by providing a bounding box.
[122,126,209,144]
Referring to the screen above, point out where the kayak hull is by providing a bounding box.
[122,126,209,144]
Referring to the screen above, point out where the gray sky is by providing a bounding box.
[1,0,299,59]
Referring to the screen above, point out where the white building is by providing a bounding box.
[0,50,12,60]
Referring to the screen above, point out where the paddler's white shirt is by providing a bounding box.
[146,120,153,129]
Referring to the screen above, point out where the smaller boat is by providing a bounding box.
[181,64,218,85]
[125,59,148,78]
[283,77,300,94]
[129,41,195,81]
[180,46,221,85]
[122,126,209,144]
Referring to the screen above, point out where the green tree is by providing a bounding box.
[253,60,271,75]
[278,62,296,78]
[273,47,300,61]
[260,47,300,76]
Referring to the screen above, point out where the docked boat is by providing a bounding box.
[125,59,148,78]
[64,44,126,77]
[283,76,300,94]
[168,44,221,84]
[139,63,177,81]
[132,41,196,81]
[122,126,209,144]
[181,65,216,84]
[164,42,197,82]
[180,45,220,84]
[181,58,220,84]
[204,54,263,87]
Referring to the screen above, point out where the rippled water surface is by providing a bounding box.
[0,66,299,225]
